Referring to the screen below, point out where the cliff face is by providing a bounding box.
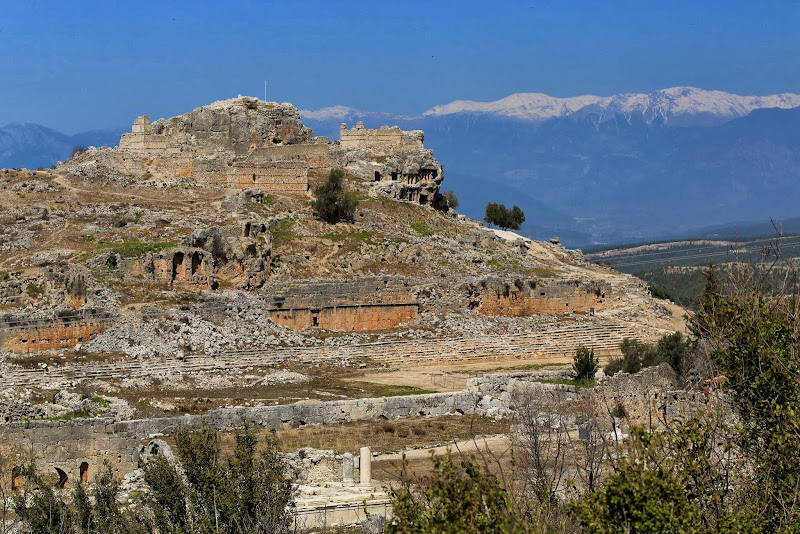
[330,121,446,210]
[145,98,315,155]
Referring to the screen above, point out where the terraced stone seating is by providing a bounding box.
[2,320,671,390]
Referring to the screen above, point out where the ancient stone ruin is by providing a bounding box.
[329,121,446,209]
[261,277,419,331]
[65,97,447,209]
[468,277,609,316]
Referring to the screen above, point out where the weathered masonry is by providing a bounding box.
[262,277,419,331]
[339,122,424,154]
[469,277,610,316]
[111,98,331,191]
[0,391,476,489]
[0,314,111,354]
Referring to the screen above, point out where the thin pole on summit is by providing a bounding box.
[264,81,267,102]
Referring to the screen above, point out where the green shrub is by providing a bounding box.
[484,202,525,230]
[605,334,695,377]
[25,283,44,297]
[311,168,358,223]
[442,189,459,209]
[410,219,436,237]
[388,451,528,533]
[573,345,599,383]
[143,424,297,533]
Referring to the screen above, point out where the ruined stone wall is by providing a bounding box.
[75,99,320,192]
[0,391,475,483]
[269,303,418,331]
[470,277,609,316]
[228,163,309,191]
[249,144,329,167]
[0,418,139,488]
[0,318,108,353]
[261,277,419,331]
[339,122,424,155]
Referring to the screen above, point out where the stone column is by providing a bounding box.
[342,452,354,483]
[359,446,371,485]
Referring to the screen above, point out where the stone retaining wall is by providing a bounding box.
[0,317,110,353]
[0,391,477,488]
[470,277,610,316]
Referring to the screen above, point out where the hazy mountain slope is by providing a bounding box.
[0,123,123,169]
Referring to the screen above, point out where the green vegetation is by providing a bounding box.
[484,202,525,230]
[12,425,296,534]
[25,282,44,297]
[311,168,358,223]
[91,397,111,408]
[97,239,175,258]
[388,451,529,534]
[410,218,437,237]
[636,262,800,308]
[442,189,459,209]
[604,332,694,377]
[386,264,800,532]
[572,345,599,384]
[570,426,703,533]
[144,424,295,533]
[269,217,295,247]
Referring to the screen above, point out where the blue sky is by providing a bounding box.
[2,0,799,133]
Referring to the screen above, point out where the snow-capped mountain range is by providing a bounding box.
[302,87,800,125]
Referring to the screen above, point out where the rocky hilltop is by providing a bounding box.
[0,96,679,423]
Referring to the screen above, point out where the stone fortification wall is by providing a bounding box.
[261,277,419,331]
[0,391,475,486]
[0,367,711,487]
[229,162,309,191]
[0,315,110,353]
[269,303,418,331]
[469,277,609,316]
[0,418,140,489]
[332,122,446,210]
[71,98,326,192]
[250,143,329,167]
[339,122,424,155]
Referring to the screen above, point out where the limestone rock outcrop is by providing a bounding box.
[329,122,446,210]
[121,221,272,290]
[62,97,326,191]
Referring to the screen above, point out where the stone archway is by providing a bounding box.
[80,462,89,485]
[54,467,68,488]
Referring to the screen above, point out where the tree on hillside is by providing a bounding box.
[573,345,599,383]
[311,168,358,223]
[143,424,297,534]
[388,450,529,533]
[442,189,459,209]
[484,202,525,230]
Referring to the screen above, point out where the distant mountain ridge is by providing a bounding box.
[304,87,800,126]
[0,123,124,170]
[301,87,800,246]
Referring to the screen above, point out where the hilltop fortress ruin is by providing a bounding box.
[69,96,445,208]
